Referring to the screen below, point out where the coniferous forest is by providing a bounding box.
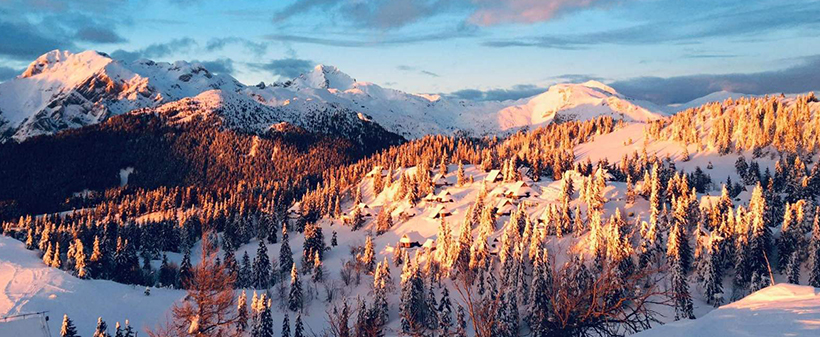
[3,93,820,337]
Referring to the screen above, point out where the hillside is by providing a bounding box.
[1,86,819,336]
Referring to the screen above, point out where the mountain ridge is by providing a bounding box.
[0,49,749,143]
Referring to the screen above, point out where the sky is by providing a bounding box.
[0,0,819,104]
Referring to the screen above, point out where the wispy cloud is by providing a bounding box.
[273,0,619,29]
[264,25,477,47]
[468,0,623,26]
[611,55,820,105]
[447,84,546,101]
[74,26,127,44]
[397,65,440,77]
[249,58,314,78]
[0,66,21,82]
[195,58,235,75]
[0,20,75,60]
[483,2,820,49]
[110,38,197,62]
[205,37,267,55]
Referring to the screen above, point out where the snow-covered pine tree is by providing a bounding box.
[237,290,249,333]
[312,252,324,283]
[376,206,393,235]
[438,286,453,334]
[671,201,694,274]
[787,250,801,284]
[281,313,290,337]
[361,235,376,273]
[668,223,695,320]
[288,264,302,311]
[253,240,271,289]
[702,234,724,307]
[237,251,252,288]
[179,246,192,289]
[280,231,293,278]
[293,313,305,337]
[259,296,274,337]
[455,305,467,337]
[60,314,79,337]
[809,208,820,287]
[527,249,553,336]
[456,161,466,186]
[93,317,110,337]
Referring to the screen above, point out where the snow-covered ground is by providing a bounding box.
[635,284,820,337]
[0,235,183,336]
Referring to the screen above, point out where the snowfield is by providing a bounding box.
[0,235,183,336]
[635,284,820,337]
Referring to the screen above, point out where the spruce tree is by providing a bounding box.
[281,313,291,337]
[288,264,302,311]
[60,314,79,337]
[237,290,249,333]
[239,251,252,288]
[455,305,467,337]
[254,240,271,289]
[787,251,801,284]
[93,317,110,337]
[179,246,192,289]
[438,286,453,334]
[293,313,305,337]
[362,236,376,273]
[702,237,724,307]
[809,209,820,287]
[280,232,293,278]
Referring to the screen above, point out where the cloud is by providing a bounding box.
[195,58,234,75]
[74,26,127,44]
[397,65,440,77]
[0,66,21,82]
[610,55,820,105]
[483,1,820,49]
[110,38,197,62]
[249,58,314,78]
[0,20,75,60]
[205,37,267,55]
[468,0,619,26]
[273,0,616,29]
[264,25,477,47]
[273,0,455,30]
[448,84,546,101]
[547,73,604,83]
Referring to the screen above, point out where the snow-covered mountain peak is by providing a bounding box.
[580,80,619,96]
[292,64,356,91]
[494,81,665,129]
[21,50,112,78]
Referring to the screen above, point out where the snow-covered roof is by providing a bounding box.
[484,170,502,182]
[400,231,425,243]
[428,204,451,218]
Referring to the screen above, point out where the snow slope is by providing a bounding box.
[0,235,184,336]
[635,284,820,337]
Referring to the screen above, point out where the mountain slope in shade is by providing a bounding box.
[635,284,820,337]
[135,88,404,147]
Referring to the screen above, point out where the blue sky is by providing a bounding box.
[1,0,819,104]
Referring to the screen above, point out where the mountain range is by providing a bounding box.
[0,50,741,143]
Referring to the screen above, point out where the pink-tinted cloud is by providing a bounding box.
[468,0,610,26]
